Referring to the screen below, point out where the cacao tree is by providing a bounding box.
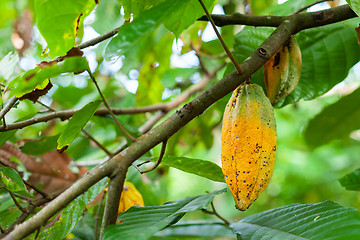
[0,0,360,239]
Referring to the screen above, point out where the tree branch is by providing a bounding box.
[3,6,357,240]
[197,4,355,30]
[77,27,119,49]
[0,97,18,120]
[0,106,168,132]
[140,140,167,174]
[99,169,126,239]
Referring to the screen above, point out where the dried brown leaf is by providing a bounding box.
[0,142,87,194]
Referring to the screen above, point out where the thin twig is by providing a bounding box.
[131,163,143,173]
[0,106,169,132]
[82,130,113,157]
[94,192,105,240]
[201,201,230,227]
[140,140,167,174]
[87,70,136,142]
[210,201,230,226]
[198,0,243,74]
[77,27,119,49]
[23,181,49,199]
[292,0,331,14]
[4,190,61,234]
[8,191,28,213]
[0,96,18,120]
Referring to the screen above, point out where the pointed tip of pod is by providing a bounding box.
[235,199,254,211]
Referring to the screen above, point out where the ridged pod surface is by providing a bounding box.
[264,35,302,104]
[221,83,277,211]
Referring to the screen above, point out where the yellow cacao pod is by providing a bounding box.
[264,35,302,104]
[118,182,144,215]
[221,83,277,211]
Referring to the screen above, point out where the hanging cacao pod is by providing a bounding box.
[221,83,277,211]
[264,35,302,104]
[118,182,144,215]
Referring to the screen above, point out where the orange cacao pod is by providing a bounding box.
[264,35,302,104]
[221,83,277,210]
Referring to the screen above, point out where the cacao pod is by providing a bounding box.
[264,35,302,104]
[118,182,144,215]
[221,83,277,211]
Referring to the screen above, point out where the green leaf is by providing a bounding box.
[34,0,95,57]
[249,0,277,15]
[0,207,21,229]
[106,0,215,58]
[0,52,19,81]
[0,130,17,148]
[103,189,226,240]
[162,0,215,37]
[57,100,102,152]
[7,56,89,98]
[304,87,360,148]
[119,0,166,20]
[38,178,107,240]
[0,166,32,198]
[347,0,360,17]
[149,156,225,183]
[152,220,235,239]
[21,134,59,156]
[339,169,360,191]
[231,201,360,240]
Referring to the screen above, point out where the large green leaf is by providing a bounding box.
[347,0,360,17]
[148,156,225,183]
[37,178,107,239]
[231,201,360,240]
[0,166,33,197]
[105,0,214,58]
[34,0,95,57]
[304,87,360,148]
[57,100,101,152]
[21,134,59,156]
[339,169,360,191]
[152,220,235,239]
[0,130,17,148]
[0,166,25,192]
[231,20,360,108]
[103,189,226,240]
[7,56,89,98]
